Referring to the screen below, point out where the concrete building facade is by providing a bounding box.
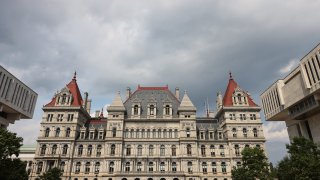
[260,43,320,143]
[30,73,266,180]
[0,65,37,128]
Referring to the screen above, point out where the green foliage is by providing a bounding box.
[39,167,62,180]
[231,147,271,180]
[0,128,23,159]
[277,137,320,180]
[0,128,28,180]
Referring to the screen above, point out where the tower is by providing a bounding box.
[215,73,266,168]
[30,73,91,179]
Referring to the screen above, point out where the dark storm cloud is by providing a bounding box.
[2,0,320,163]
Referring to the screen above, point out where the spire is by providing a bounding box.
[99,108,104,117]
[178,90,196,111]
[73,71,77,81]
[216,91,222,110]
[107,91,126,112]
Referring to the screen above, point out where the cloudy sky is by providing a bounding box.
[2,0,320,164]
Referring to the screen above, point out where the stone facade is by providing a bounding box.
[260,43,320,143]
[30,73,266,180]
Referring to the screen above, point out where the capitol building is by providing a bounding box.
[29,73,266,180]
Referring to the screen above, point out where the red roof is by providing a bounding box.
[44,73,83,107]
[222,74,257,107]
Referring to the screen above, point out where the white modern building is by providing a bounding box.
[260,43,320,143]
[30,73,266,180]
[0,65,37,128]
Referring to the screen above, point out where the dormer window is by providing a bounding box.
[134,105,139,115]
[150,105,155,115]
[61,94,67,104]
[232,90,248,106]
[165,105,170,115]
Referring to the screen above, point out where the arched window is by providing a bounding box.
[137,145,142,156]
[149,145,154,156]
[187,144,192,155]
[141,129,145,138]
[136,129,140,138]
[210,145,215,156]
[245,144,250,148]
[163,129,167,138]
[201,145,206,156]
[158,129,161,138]
[55,128,60,137]
[60,161,65,172]
[150,105,155,115]
[78,145,83,156]
[171,145,176,156]
[187,161,192,173]
[160,162,165,172]
[212,162,217,173]
[232,128,237,137]
[253,128,258,137]
[126,145,131,156]
[37,162,43,174]
[95,162,100,173]
[52,144,57,155]
[137,162,142,172]
[220,145,225,156]
[169,129,172,138]
[130,129,134,138]
[75,162,81,173]
[134,105,139,115]
[147,129,150,138]
[61,94,67,104]
[45,128,50,137]
[66,128,71,137]
[109,161,114,173]
[221,162,227,173]
[243,128,247,137]
[87,145,92,156]
[235,144,240,156]
[110,144,115,155]
[148,162,154,172]
[85,162,90,174]
[62,145,68,155]
[202,162,207,173]
[152,129,156,138]
[97,145,102,156]
[165,105,170,115]
[125,162,130,172]
[40,145,46,155]
[160,145,165,156]
[172,162,177,172]
[256,144,261,148]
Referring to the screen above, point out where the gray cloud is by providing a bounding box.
[3,0,320,163]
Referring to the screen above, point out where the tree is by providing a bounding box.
[232,147,271,180]
[39,167,62,180]
[277,137,320,180]
[0,128,28,180]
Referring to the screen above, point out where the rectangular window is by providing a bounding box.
[99,132,103,139]
[47,114,53,122]
[57,114,63,122]
[67,114,74,121]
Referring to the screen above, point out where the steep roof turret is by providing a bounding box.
[107,91,126,111]
[178,90,196,111]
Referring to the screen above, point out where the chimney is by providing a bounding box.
[126,87,131,99]
[84,92,88,109]
[175,87,180,100]
[95,110,100,117]
[86,99,92,114]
